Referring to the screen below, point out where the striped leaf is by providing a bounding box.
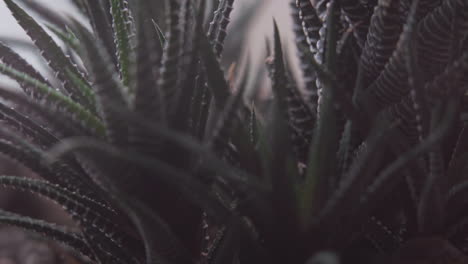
[0,102,59,148]
[3,0,93,109]
[300,0,341,229]
[158,0,183,119]
[212,0,236,58]
[74,23,128,146]
[0,42,51,101]
[267,22,301,242]
[402,0,429,142]
[45,25,80,52]
[0,88,92,140]
[0,175,141,263]
[290,0,319,114]
[0,64,104,136]
[110,0,135,89]
[0,209,95,261]
[84,0,118,67]
[191,0,236,138]
[0,131,102,200]
[296,0,322,55]
[130,0,165,156]
[357,0,402,91]
[359,0,468,113]
[341,0,372,48]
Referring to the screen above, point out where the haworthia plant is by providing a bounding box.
[0,0,466,263]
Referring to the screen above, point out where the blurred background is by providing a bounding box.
[0,0,293,85]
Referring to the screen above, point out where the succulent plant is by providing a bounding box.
[0,0,467,263]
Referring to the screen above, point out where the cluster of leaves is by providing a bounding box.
[0,0,467,263]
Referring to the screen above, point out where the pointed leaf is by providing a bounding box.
[290,0,319,113]
[0,63,104,136]
[158,0,183,119]
[73,22,128,145]
[84,0,118,67]
[0,41,51,100]
[3,0,93,108]
[300,0,341,229]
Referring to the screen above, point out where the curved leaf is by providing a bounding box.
[45,137,234,223]
[0,175,141,263]
[295,0,322,54]
[359,101,458,217]
[212,0,236,58]
[358,0,402,90]
[290,0,319,114]
[341,0,371,48]
[0,41,51,100]
[0,87,94,142]
[359,0,468,113]
[0,63,104,136]
[45,25,80,52]
[0,209,95,261]
[3,0,93,109]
